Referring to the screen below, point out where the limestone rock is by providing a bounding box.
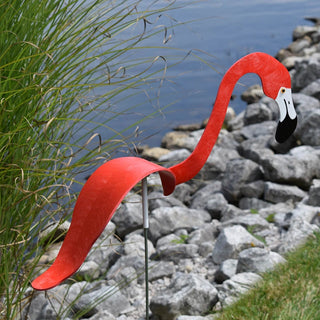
[150,273,218,319]
[260,151,318,189]
[236,247,286,273]
[222,158,262,202]
[141,147,170,161]
[243,103,273,125]
[278,217,319,254]
[149,206,211,242]
[212,225,265,265]
[218,272,262,307]
[222,214,270,232]
[205,193,228,220]
[307,179,320,206]
[112,193,143,238]
[264,181,307,203]
[215,259,238,283]
[241,84,264,104]
[75,284,130,317]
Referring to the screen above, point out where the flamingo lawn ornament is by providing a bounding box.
[31,52,297,314]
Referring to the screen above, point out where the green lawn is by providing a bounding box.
[216,232,320,320]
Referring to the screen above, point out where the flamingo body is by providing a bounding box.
[32,52,297,290]
[32,158,175,290]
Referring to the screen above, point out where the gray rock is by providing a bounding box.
[215,129,240,149]
[149,206,211,242]
[292,57,320,91]
[258,202,294,221]
[240,138,274,164]
[243,103,273,125]
[148,191,186,211]
[24,282,92,319]
[159,148,191,165]
[156,233,181,249]
[76,261,100,281]
[220,204,245,222]
[241,145,274,165]
[291,202,320,223]
[212,225,265,264]
[88,310,116,320]
[112,193,143,238]
[38,221,71,245]
[278,217,319,254]
[241,84,264,104]
[190,181,222,210]
[171,183,193,205]
[288,38,312,54]
[215,259,238,283]
[264,181,307,204]
[107,255,144,284]
[240,180,265,199]
[162,129,204,151]
[240,121,276,140]
[218,272,262,307]
[141,147,170,161]
[161,131,190,150]
[307,179,320,206]
[188,221,220,245]
[222,214,270,232]
[156,243,199,263]
[236,247,286,273]
[149,261,175,281]
[254,225,282,252]
[222,158,262,202]
[75,285,130,317]
[238,198,272,211]
[293,93,320,115]
[227,111,245,131]
[260,147,319,189]
[301,78,320,100]
[293,25,320,40]
[86,227,122,275]
[201,147,240,180]
[296,109,320,146]
[205,193,228,219]
[282,56,305,69]
[150,273,218,319]
[123,233,155,258]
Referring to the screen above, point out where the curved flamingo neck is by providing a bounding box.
[168,52,290,185]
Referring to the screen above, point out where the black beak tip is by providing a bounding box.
[275,115,297,143]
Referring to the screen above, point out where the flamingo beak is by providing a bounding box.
[275,88,297,143]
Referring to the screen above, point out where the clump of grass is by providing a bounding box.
[215,232,320,320]
[0,0,184,318]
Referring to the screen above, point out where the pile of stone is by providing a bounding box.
[23,18,320,320]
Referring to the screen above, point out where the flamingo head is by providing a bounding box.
[259,59,297,143]
[274,87,297,143]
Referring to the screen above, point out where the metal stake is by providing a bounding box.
[142,177,149,320]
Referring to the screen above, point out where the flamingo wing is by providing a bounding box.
[32,157,175,290]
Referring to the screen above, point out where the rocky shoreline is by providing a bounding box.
[23,18,320,320]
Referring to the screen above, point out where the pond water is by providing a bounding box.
[101,0,320,150]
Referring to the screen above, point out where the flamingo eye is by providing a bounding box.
[281,88,286,94]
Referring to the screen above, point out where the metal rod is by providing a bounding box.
[142,177,149,320]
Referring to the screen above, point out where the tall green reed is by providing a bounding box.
[0,0,183,317]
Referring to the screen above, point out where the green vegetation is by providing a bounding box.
[0,0,184,318]
[171,233,190,244]
[216,232,320,320]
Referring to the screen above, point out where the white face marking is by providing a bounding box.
[275,88,297,122]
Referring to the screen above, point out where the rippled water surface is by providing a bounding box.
[90,1,320,148]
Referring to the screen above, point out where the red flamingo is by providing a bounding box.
[32,52,297,290]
